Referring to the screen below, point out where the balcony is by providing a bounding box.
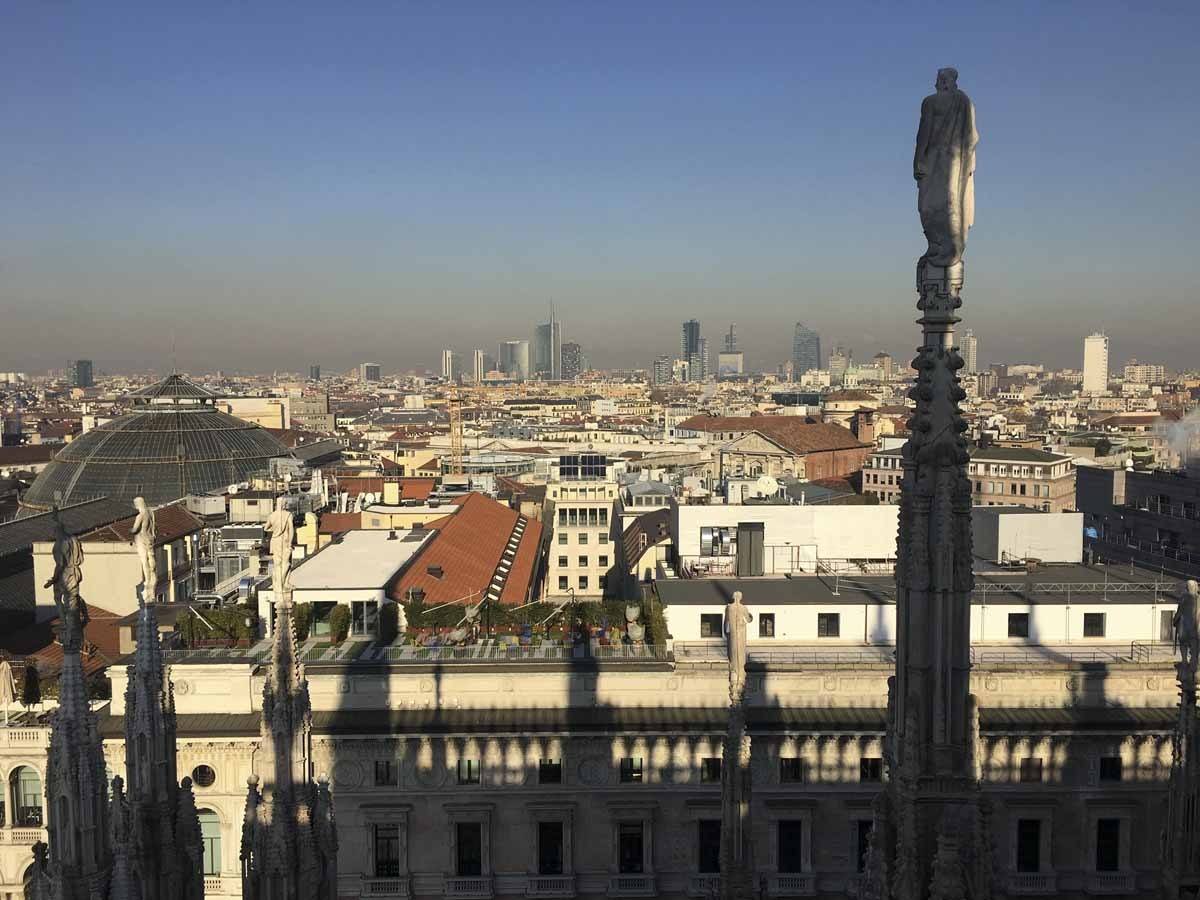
[1008,873,1057,895]
[361,876,412,897]
[686,875,721,897]
[1085,872,1137,894]
[444,877,494,899]
[526,875,576,898]
[0,826,48,844]
[203,876,223,894]
[608,874,657,897]
[767,873,817,897]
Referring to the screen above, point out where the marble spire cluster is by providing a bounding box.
[29,501,205,900]
[29,511,113,900]
[1163,580,1200,898]
[862,70,994,900]
[241,511,338,900]
[114,590,206,899]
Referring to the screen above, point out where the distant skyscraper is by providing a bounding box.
[960,329,978,374]
[724,324,738,353]
[359,362,381,382]
[440,349,455,381]
[681,320,701,360]
[534,306,562,379]
[652,356,673,385]
[1083,332,1110,393]
[829,345,852,384]
[791,324,821,378]
[561,342,584,380]
[693,337,710,382]
[472,349,485,384]
[499,340,531,381]
[309,364,321,381]
[71,359,94,388]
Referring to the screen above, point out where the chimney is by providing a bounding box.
[853,409,876,446]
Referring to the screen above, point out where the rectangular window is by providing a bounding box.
[559,508,567,526]
[619,758,643,784]
[538,821,564,876]
[1083,613,1106,638]
[457,759,481,785]
[700,614,723,638]
[539,759,563,785]
[1099,756,1122,782]
[1095,818,1121,872]
[1008,613,1030,638]
[618,823,644,874]
[855,820,873,873]
[1015,819,1041,873]
[558,556,568,567]
[1019,758,1043,783]
[558,533,568,545]
[598,555,609,568]
[578,576,589,590]
[780,757,804,784]
[700,758,722,783]
[778,820,805,874]
[578,533,588,545]
[374,823,401,877]
[698,819,721,873]
[759,613,775,638]
[599,533,609,544]
[456,822,483,877]
[374,760,398,787]
[817,613,840,638]
[558,576,569,591]
[578,555,588,567]
[859,758,883,782]
[600,509,608,526]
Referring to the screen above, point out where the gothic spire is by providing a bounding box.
[39,507,114,900]
[241,520,337,900]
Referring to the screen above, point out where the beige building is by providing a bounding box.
[545,454,622,598]
[32,502,202,620]
[865,446,1076,512]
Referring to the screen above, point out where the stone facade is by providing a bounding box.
[93,654,1178,900]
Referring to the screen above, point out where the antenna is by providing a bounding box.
[171,330,178,375]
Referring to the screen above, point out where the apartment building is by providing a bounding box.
[544,453,623,598]
[865,445,1076,512]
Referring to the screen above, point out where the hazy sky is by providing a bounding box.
[2,1,1198,375]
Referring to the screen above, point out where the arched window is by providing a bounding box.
[198,809,221,876]
[11,767,43,826]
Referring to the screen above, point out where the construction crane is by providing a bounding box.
[448,387,464,475]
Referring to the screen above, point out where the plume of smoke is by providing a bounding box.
[1160,409,1200,471]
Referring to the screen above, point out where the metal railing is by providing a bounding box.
[361,876,412,897]
[1006,873,1057,895]
[1122,499,1200,521]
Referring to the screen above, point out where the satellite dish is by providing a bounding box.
[756,475,780,496]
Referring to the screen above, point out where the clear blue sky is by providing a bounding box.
[2,1,1197,374]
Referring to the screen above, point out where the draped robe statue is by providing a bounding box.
[264,501,296,593]
[725,591,752,701]
[1173,579,1200,680]
[914,67,978,267]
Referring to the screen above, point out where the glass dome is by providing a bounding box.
[22,375,292,511]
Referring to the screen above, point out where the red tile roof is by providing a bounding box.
[677,416,870,454]
[317,512,363,535]
[390,493,542,606]
[81,502,202,545]
[333,476,436,501]
[2,604,123,678]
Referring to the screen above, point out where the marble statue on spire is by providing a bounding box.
[34,514,116,900]
[720,591,755,900]
[264,499,295,592]
[242,519,337,900]
[116,509,206,900]
[862,71,993,900]
[130,496,158,602]
[1163,580,1200,898]
[915,67,978,269]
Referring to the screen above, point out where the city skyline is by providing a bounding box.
[2,2,1198,374]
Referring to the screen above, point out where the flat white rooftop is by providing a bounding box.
[290,528,432,591]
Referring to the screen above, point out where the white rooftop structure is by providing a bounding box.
[290,528,433,591]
